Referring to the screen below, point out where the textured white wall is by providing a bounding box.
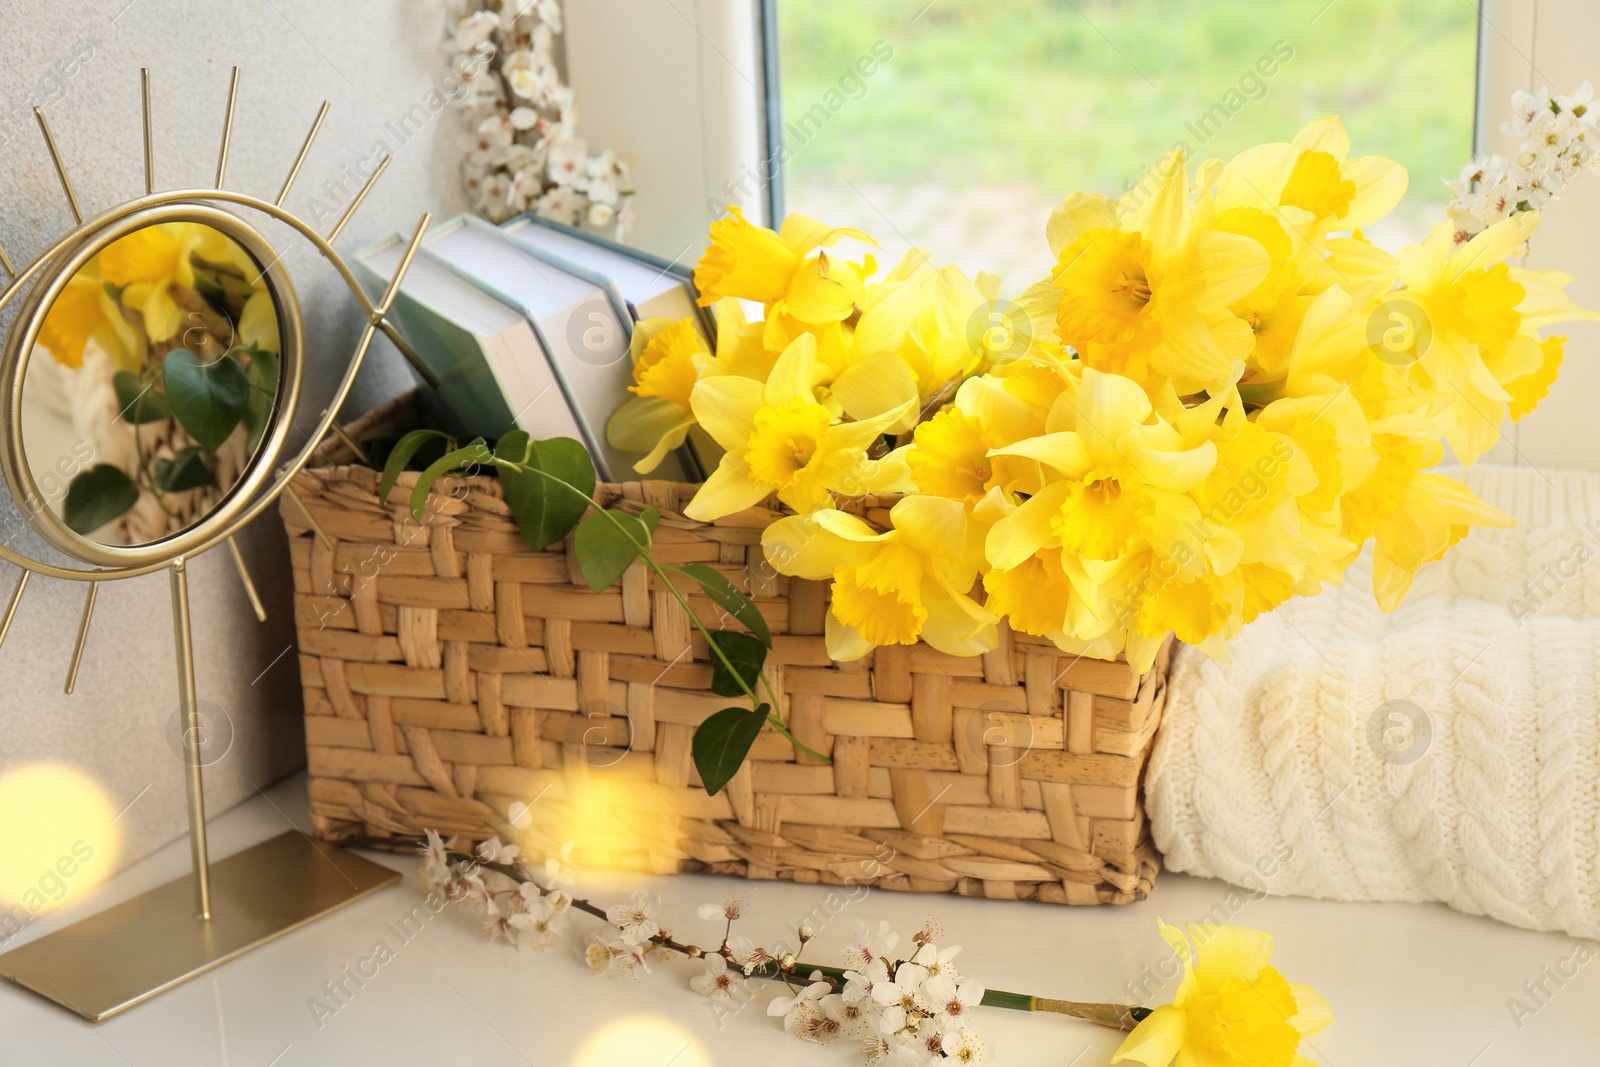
[0,0,464,876]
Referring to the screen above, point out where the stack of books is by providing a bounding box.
[356,214,714,482]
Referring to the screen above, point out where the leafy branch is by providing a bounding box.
[378,429,827,794]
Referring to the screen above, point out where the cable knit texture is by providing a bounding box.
[1147,465,1600,937]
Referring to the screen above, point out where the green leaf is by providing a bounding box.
[691,704,769,796]
[707,630,767,698]
[675,562,772,647]
[242,347,280,453]
[154,447,216,492]
[496,434,596,551]
[408,442,492,520]
[161,348,249,451]
[378,430,455,505]
[112,371,172,425]
[63,465,140,535]
[573,508,652,592]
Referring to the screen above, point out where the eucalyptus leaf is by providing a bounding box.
[573,508,651,592]
[378,429,455,505]
[707,630,767,698]
[154,447,216,492]
[496,434,595,551]
[112,371,172,425]
[691,704,769,796]
[63,465,140,535]
[162,348,249,451]
[408,442,492,520]
[675,562,772,647]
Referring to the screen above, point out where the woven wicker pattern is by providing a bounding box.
[284,397,1171,905]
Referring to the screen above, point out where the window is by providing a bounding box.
[769,0,1480,296]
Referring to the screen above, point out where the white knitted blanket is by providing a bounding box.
[1146,465,1600,937]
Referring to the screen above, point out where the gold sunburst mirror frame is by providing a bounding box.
[0,67,438,1022]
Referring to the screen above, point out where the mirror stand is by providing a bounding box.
[0,69,434,1022]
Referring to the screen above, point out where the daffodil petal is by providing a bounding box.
[764,332,822,406]
[1047,192,1120,259]
[1187,923,1274,994]
[690,375,765,451]
[762,511,880,579]
[1288,983,1334,1035]
[824,611,875,661]
[918,574,997,657]
[832,354,920,431]
[1110,1004,1186,1067]
[685,457,770,521]
[986,480,1071,569]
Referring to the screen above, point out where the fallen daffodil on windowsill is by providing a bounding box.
[1112,921,1332,1067]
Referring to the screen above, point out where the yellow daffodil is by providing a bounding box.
[38,271,139,371]
[854,250,1010,410]
[1047,148,1270,394]
[608,315,721,473]
[986,366,1216,571]
[100,222,207,343]
[1382,211,1599,462]
[1341,433,1515,610]
[1113,921,1332,1067]
[685,333,911,520]
[762,495,995,659]
[1214,116,1408,239]
[694,205,873,310]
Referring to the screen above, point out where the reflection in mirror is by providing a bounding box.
[21,222,281,546]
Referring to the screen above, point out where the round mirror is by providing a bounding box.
[6,211,299,560]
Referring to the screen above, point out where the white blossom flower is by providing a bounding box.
[544,889,573,914]
[922,974,984,1032]
[508,911,558,951]
[791,992,848,1044]
[509,106,540,130]
[545,134,590,187]
[844,920,900,972]
[475,836,520,865]
[605,889,661,945]
[871,965,929,1035]
[478,172,513,218]
[418,829,451,887]
[543,842,577,888]
[583,935,615,975]
[910,942,962,982]
[697,895,745,922]
[509,64,561,104]
[454,872,498,915]
[941,1027,988,1064]
[843,958,889,1004]
[515,883,552,920]
[688,953,744,1002]
[726,935,775,975]
[767,979,830,1030]
[585,201,615,229]
[535,186,585,225]
[610,938,651,977]
[451,10,500,51]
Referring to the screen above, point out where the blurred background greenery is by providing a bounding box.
[773,0,1479,293]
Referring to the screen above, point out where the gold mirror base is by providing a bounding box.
[0,831,401,1022]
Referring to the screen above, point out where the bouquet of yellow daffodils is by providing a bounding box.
[609,115,1597,673]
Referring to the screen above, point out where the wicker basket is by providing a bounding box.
[283,394,1172,905]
